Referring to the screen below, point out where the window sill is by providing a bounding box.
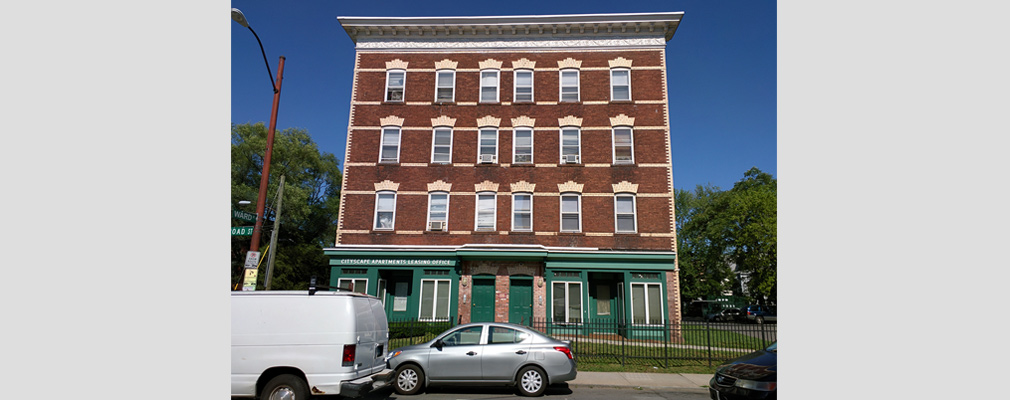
[472,230,498,235]
[382,100,405,105]
[371,229,395,234]
[479,101,501,105]
[610,99,633,104]
[433,101,455,105]
[558,231,582,235]
[378,161,400,165]
[614,231,639,235]
[429,162,453,166]
[558,163,583,166]
[509,231,534,235]
[612,162,636,167]
[423,230,449,235]
[510,163,535,167]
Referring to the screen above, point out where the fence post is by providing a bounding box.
[664,319,669,368]
[621,322,626,367]
[705,318,713,367]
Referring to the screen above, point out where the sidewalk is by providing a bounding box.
[569,371,711,392]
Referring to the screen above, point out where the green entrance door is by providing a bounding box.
[508,278,533,325]
[471,277,495,322]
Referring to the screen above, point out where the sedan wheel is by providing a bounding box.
[394,364,424,395]
[517,366,547,397]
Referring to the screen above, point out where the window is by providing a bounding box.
[631,282,663,325]
[512,193,532,231]
[480,69,499,102]
[435,70,455,102]
[475,192,496,231]
[560,193,581,232]
[613,127,634,164]
[514,69,533,102]
[596,285,611,316]
[488,326,531,344]
[478,128,498,163]
[440,325,483,346]
[552,281,583,324]
[427,192,448,231]
[373,191,396,230]
[431,127,453,163]
[610,68,630,101]
[513,127,533,164]
[560,69,579,102]
[615,194,637,233]
[560,127,581,164]
[419,279,451,321]
[379,127,400,163]
[338,278,367,294]
[385,70,405,102]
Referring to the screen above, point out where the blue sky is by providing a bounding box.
[231,0,776,192]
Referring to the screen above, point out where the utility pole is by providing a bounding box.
[263,175,284,290]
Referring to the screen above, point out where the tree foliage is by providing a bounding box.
[231,123,342,290]
[676,168,777,305]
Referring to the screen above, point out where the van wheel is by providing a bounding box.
[260,374,308,400]
[756,316,765,324]
[394,364,424,395]
[516,366,547,397]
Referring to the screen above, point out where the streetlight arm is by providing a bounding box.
[247,26,277,93]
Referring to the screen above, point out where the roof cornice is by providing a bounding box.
[337,12,684,44]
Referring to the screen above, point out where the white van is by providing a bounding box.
[231,290,393,399]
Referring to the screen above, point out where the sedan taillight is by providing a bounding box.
[342,344,356,367]
[554,346,573,360]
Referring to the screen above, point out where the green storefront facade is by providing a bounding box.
[325,245,679,340]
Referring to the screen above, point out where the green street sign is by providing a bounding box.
[233,209,257,222]
[232,226,254,236]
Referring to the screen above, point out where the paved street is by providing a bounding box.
[354,384,710,400]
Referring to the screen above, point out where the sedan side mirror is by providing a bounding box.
[433,339,444,350]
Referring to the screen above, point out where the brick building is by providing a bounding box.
[326,12,684,338]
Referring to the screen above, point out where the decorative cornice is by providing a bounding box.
[609,57,633,68]
[558,181,584,193]
[557,58,582,69]
[475,181,499,192]
[613,181,639,194]
[477,115,502,128]
[511,116,536,127]
[379,115,405,127]
[479,59,503,70]
[431,116,457,127]
[512,58,536,69]
[558,115,583,127]
[434,59,458,70]
[339,13,685,44]
[427,180,452,192]
[385,59,409,70]
[375,180,400,192]
[352,37,669,50]
[610,114,635,127]
[510,181,536,193]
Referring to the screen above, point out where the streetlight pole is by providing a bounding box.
[233,8,285,290]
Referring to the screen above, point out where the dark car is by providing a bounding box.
[738,305,776,324]
[385,322,577,397]
[709,342,776,400]
[706,308,742,322]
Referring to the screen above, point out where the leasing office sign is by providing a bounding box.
[338,258,456,266]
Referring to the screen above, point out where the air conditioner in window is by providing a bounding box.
[479,154,496,164]
[429,221,444,231]
[563,154,580,164]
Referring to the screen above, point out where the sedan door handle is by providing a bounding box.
[515,350,527,355]
[467,351,477,356]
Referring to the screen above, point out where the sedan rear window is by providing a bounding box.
[488,327,531,344]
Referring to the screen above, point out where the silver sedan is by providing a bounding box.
[385,322,577,396]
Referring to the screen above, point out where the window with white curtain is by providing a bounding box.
[514,69,533,102]
[379,127,400,163]
[435,70,455,102]
[615,194,637,233]
[613,127,634,164]
[475,192,496,231]
[560,193,581,232]
[431,127,452,163]
[610,68,630,101]
[373,191,396,230]
[560,69,579,102]
[480,69,499,102]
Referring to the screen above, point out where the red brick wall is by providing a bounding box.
[339,49,676,251]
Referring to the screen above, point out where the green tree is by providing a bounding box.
[676,168,777,305]
[231,122,342,290]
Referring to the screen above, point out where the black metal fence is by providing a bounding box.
[386,316,775,367]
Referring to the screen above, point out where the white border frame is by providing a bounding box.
[629,282,664,326]
[560,193,582,232]
[512,126,534,164]
[513,69,534,103]
[551,280,584,325]
[559,127,581,163]
[612,126,635,164]
[431,127,453,164]
[610,68,631,101]
[379,126,402,163]
[511,192,533,232]
[419,278,452,321]
[373,191,397,230]
[479,69,500,103]
[559,68,580,102]
[426,192,450,231]
[474,191,497,231]
[478,127,499,163]
[384,69,405,102]
[337,277,369,294]
[614,194,638,233]
[435,69,456,102]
